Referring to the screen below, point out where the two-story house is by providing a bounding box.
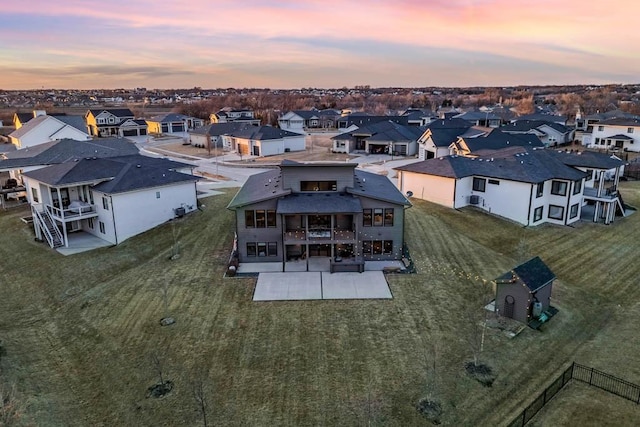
[588,118,640,152]
[85,109,148,138]
[210,108,261,126]
[9,113,91,149]
[228,160,411,271]
[395,148,626,226]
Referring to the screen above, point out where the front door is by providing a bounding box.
[309,244,331,257]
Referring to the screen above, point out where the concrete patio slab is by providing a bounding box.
[321,271,392,299]
[253,272,322,301]
[56,232,112,256]
[238,262,283,274]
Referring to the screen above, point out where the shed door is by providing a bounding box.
[504,295,515,319]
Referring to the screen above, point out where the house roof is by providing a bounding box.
[0,138,140,169]
[15,113,33,124]
[226,126,301,140]
[88,108,134,118]
[56,115,89,133]
[277,193,362,214]
[456,130,544,154]
[337,114,409,128]
[23,155,196,193]
[546,149,626,169]
[585,109,640,121]
[190,123,255,136]
[227,162,410,209]
[9,115,51,139]
[334,120,425,143]
[395,148,586,184]
[596,118,640,127]
[515,113,566,123]
[454,110,501,121]
[496,256,556,292]
[147,113,190,123]
[502,120,570,134]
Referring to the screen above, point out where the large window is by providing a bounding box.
[573,179,582,195]
[364,208,394,227]
[31,187,39,203]
[245,210,276,228]
[361,240,393,255]
[551,180,567,196]
[548,205,564,220]
[533,206,543,222]
[473,177,486,192]
[569,203,579,219]
[102,196,109,210]
[536,182,544,198]
[246,242,277,257]
[300,180,337,191]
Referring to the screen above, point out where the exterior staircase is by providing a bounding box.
[32,206,64,248]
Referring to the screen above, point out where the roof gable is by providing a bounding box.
[496,256,556,292]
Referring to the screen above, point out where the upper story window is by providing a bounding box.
[536,182,544,198]
[97,118,105,124]
[300,180,337,191]
[628,128,634,134]
[551,180,567,196]
[102,196,109,210]
[245,209,276,228]
[598,125,604,131]
[573,179,582,195]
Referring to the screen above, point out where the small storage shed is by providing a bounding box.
[494,256,556,326]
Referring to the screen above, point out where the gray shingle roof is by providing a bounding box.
[349,169,411,206]
[546,149,625,169]
[277,193,362,214]
[56,115,88,133]
[190,123,255,136]
[458,130,544,153]
[147,113,189,123]
[332,121,425,143]
[23,155,197,194]
[395,149,586,184]
[496,256,556,292]
[597,118,640,126]
[88,108,134,118]
[226,126,302,140]
[0,138,139,169]
[227,169,290,209]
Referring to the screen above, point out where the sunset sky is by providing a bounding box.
[1,0,638,90]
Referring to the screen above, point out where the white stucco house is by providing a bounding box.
[588,118,640,152]
[220,126,305,157]
[501,120,574,147]
[395,148,627,226]
[416,118,484,160]
[188,123,255,149]
[22,154,198,249]
[9,114,91,149]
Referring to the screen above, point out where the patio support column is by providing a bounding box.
[62,221,69,247]
[56,187,64,220]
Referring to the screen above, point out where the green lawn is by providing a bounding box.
[1,184,640,426]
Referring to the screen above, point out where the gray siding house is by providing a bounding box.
[228,161,411,271]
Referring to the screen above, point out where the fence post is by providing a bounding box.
[570,362,574,381]
[589,367,594,385]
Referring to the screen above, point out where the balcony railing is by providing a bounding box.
[583,187,618,200]
[284,228,356,242]
[46,202,97,221]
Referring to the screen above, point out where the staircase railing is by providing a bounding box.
[31,204,63,248]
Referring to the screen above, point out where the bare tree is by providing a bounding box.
[193,375,211,427]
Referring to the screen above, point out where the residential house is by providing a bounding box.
[454,110,502,128]
[227,160,411,271]
[331,120,425,155]
[401,109,439,127]
[513,113,567,125]
[494,256,557,327]
[85,108,148,138]
[450,130,544,157]
[188,123,255,149]
[221,126,305,156]
[210,108,261,126]
[8,113,91,149]
[395,147,626,226]
[278,109,341,133]
[574,109,640,146]
[588,118,640,152]
[146,113,205,135]
[501,120,574,147]
[416,118,482,160]
[23,154,198,249]
[336,113,409,132]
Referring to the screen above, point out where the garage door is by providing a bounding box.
[123,129,138,136]
[238,143,249,155]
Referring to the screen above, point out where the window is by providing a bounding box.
[584,169,593,180]
[384,209,394,227]
[372,240,383,255]
[536,182,544,198]
[31,187,39,203]
[246,242,257,257]
[268,242,278,256]
[472,177,486,192]
[383,240,393,254]
[551,180,567,196]
[488,179,500,185]
[628,128,634,134]
[363,209,372,227]
[99,221,106,234]
[266,210,276,228]
[595,137,600,144]
[245,210,255,228]
[362,240,394,255]
[257,242,267,257]
[300,180,337,191]
[373,208,383,226]
[548,205,564,220]
[97,118,105,124]
[533,206,543,222]
[102,196,109,210]
[156,191,161,199]
[88,218,94,229]
[570,203,579,219]
[255,210,266,228]
[573,179,582,195]
[362,240,371,254]
[598,125,604,131]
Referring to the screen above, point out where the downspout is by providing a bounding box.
[109,194,119,244]
[526,184,534,226]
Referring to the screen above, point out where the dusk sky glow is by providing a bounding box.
[1,0,638,89]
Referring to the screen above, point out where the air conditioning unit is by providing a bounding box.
[469,195,480,205]
[174,207,186,218]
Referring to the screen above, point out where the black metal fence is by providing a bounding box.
[572,363,640,404]
[508,362,640,427]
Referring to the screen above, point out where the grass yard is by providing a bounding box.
[1,183,640,426]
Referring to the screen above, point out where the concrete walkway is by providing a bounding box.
[253,271,392,301]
